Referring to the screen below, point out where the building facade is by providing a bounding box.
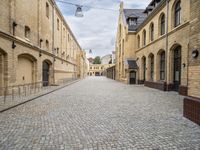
[88,64,104,76]
[184,0,200,125]
[0,0,85,90]
[116,0,191,93]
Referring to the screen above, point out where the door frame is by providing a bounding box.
[129,70,136,84]
[173,46,181,91]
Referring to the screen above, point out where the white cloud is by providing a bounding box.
[58,0,151,58]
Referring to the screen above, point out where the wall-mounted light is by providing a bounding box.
[12,41,16,49]
[192,49,199,58]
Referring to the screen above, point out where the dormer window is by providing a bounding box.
[128,18,137,26]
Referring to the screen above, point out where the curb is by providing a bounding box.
[0,79,81,113]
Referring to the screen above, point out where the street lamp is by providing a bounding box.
[75,5,84,17]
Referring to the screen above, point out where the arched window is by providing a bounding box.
[150,55,154,80]
[137,35,140,48]
[160,51,165,80]
[143,57,146,81]
[160,14,165,35]
[150,23,154,41]
[143,30,146,46]
[174,1,181,27]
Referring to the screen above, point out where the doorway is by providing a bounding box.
[42,61,50,86]
[173,46,181,91]
[130,71,136,84]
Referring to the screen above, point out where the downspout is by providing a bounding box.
[165,0,169,90]
[52,2,55,85]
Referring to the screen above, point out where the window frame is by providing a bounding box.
[160,52,165,80]
[150,23,154,42]
[46,2,49,18]
[25,26,31,39]
[160,14,165,35]
[143,30,146,46]
[174,1,181,27]
[57,18,60,30]
[150,55,154,80]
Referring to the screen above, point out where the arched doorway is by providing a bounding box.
[0,49,7,90]
[42,61,50,86]
[17,54,37,85]
[130,71,136,84]
[173,46,181,91]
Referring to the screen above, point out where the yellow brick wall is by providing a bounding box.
[0,0,84,87]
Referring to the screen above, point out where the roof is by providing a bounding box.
[123,9,147,31]
[126,60,138,69]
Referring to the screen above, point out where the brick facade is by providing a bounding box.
[115,0,191,95]
[0,0,86,89]
[184,0,200,125]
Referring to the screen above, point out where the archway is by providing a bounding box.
[173,45,181,91]
[17,54,37,85]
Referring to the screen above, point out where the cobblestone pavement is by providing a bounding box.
[0,77,200,150]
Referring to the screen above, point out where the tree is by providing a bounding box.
[93,56,101,64]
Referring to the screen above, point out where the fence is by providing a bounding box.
[0,78,77,111]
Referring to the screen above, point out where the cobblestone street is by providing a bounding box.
[0,77,200,150]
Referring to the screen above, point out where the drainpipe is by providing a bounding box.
[165,0,169,90]
[52,2,55,85]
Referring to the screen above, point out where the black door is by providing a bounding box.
[130,71,136,84]
[42,61,49,86]
[173,46,181,91]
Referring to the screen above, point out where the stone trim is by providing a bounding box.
[144,81,166,91]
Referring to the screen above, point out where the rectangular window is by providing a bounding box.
[57,19,60,30]
[46,2,49,18]
[46,40,49,50]
[25,26,31,39]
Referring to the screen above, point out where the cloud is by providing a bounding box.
[57,0,151,58]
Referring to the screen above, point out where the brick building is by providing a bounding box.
[115,0,190,94]
[115,0,200,125]
[0,0,86,90]
[184,0,200,125]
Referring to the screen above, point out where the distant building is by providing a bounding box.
[112,51,116,64]
[88,64,104,76]
[88,57,94,64]
[101,54,112,65]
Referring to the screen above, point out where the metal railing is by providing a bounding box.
[0,78,77,110]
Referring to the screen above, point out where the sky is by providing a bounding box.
[56,0,151,58]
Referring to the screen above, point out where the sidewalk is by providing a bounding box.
[0,79,80,112]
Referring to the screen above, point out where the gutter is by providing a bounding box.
[165,0,169,84]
